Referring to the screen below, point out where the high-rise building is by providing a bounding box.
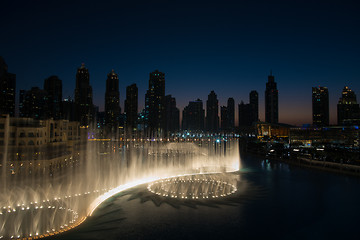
[44,76,62,120]
[125,83,138,130]
[220,106,228,130]
[145,70,165,135]
[312,86,329,127]
[74,63,93,127]
[165,95,180,134]
[265,72,278,123]
[250,90,259,122]
[19,90,26,117]
[227,98,235,130]
[238,101,253,126]
[337,86,360,125]
[105,70,120,133]
[206,90,219,131]
[21,87,48,120]
[0,57,16,117]
[62,97,77,122]
[238,91,259,127]
[182,99,205,131]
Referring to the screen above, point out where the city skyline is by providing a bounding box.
[1,1,360,125]
[4,59,360,127]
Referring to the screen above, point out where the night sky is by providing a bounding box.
[1,0,359,125]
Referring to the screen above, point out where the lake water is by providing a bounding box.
[55,154,360,240]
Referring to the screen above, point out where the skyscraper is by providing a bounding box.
[75,63,93,127]
[206,90,219,131]
[238,101,253,126]
[238,90,259,127]
[44,76,62,120]
[227,98,235,130]
[19,90,26,117]
[249,90,258,122]
[21,87,48,120]
[165,95,180,134]
[125,83,138,130]
[337,86,360,125]
[220,106,228,130]
[145,70,165,135]
[182,99,205,131]
[105,70,120,133]
[0,57,16,117]
[312,86,329,127]
[265,72,278,124]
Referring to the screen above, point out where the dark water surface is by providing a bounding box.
[57,154,360,240]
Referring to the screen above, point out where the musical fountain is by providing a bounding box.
[0,131,240,239]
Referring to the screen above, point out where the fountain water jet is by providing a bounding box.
[0,136,240,239]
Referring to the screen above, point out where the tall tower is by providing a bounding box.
[337,86,360,125]
[75,63,93,126]
[227,97,235,130]
[105,70,120,133]
[312,86,329,127]
[125,83,138,130]
[44,76,62,120]
[206,90,219,131]
[146,70,165,135]
[265,72,278,124]
[0,57,16,117]
[250,90,259,122]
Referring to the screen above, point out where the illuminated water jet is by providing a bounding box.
[0,136,240,239]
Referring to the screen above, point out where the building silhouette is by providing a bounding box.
[250,90,259,122]
[337,86,360,125]
[19,90,26,117]
[265,72,278,123]
[165,95,180,134]
[62,97,77,122]
[238,101,253,126]
[220,106,228,130]
[227,98,235,130]
[0,57,16,117]
[105,70,120,133]
[206,90,219,131]
[75,63,93,127]
[182,99,205,131]
[312,86,329,127]
[44,76,62,120]
[125,83,138,130]
[145,70,165,135]
[238,91,259,127]
[21,87,48,120]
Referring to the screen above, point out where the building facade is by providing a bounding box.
[206,91,219,131]
[75,63,93,127]
[250,90,259,122]
[165,95,180,134]
[44,75,62,120]
[125,83,138,130]
[105,70,120,134]
[0,57,16,117]
[145,70,165,135]
[337,86,360,126]
[312,86,329,127]
[182,99,205,131]
[265,72,278,124]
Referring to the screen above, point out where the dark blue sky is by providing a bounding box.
[1,0,360,125]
